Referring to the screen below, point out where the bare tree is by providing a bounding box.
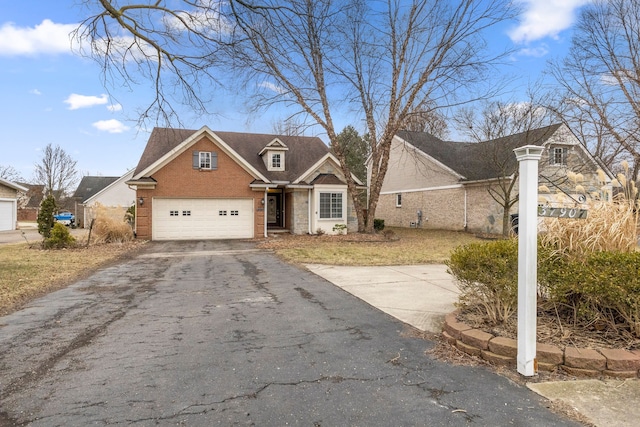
[33,144,79,202]
[0,165,24,183]
[78,0,513,232]
[453,94,554,236]
[549,0,640,182]
[271,117,306,136]
[400,101,449,139]
[552,99,626,172]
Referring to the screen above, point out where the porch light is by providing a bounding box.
[138,197,144,205]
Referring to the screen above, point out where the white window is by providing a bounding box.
[319,192,343,219]
[396,193,402,207]
[271,153,281,169]
[200,152,211,169]
[219,210,227,216]
[182,210,191,216]
[551,147,568,166]
[230,210,239,216]
[170,210,179,216]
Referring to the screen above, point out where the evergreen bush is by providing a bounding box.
[37,194,56,238]
[43,222,76,249]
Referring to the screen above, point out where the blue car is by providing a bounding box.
[53,211,75,227]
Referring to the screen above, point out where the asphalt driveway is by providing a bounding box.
[0,240,581,426]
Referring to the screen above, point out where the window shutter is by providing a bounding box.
[193,151,199,169]
[211,152,218,170]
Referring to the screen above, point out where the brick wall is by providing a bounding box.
[377,188,467,230]
[135,136,263,239]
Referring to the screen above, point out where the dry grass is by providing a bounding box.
[89,203,135,243]
[257,227,484,265]
[0,241,145,316]
[540,164,639,255]
[540,198,639,255]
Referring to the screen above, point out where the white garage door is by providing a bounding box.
[0,200,15,231]
[152,198,254,240]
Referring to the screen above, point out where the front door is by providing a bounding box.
[267,193,282,227]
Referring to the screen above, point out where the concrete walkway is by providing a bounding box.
[306,264,457,334]
[306,263,640,427]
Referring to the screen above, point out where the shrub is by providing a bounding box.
[538,249,640,336]
[446,239,518,325]
[332,224,347,235]
[43,222,76,249]
[373,219,385,231]
[37,194,57,238]
[125,204,135,227]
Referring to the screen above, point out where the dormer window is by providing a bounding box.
[259,138,288,171]
[271,153,281,169]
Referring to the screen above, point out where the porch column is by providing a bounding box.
[264,189,268,238]
[513,145,544,377]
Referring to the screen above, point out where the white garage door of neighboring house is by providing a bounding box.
[0,200,15,231]
[152,198,254,240]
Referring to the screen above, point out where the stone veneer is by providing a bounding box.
[443,311,640,378]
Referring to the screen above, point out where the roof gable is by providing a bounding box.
[83,169,135,205]
[134,127,331,184]
[258,138,289,156]
[73,176,120,202]
[397,123,567,181]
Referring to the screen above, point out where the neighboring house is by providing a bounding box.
[73,171,136,228]
[126,126,362,240]
[0,178,28,231]
[16,183,45,222]
[372,123,613,235]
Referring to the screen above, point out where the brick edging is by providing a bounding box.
[442,311,640,378]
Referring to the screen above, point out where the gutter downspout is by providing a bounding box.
[308,188,312,234]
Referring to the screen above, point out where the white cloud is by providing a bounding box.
[0,19,77,56]
[107,103,123,112]
[29,89,42,95]
[92,119,130,133]
[509,0,592,44]
[259,81,286,94]
[64,93,109,110]
[516,44,549,58]
[162,0,232,35]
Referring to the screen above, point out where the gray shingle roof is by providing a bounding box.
[397,123,562,181]
[73,176,120,202]
[134,128,331,183]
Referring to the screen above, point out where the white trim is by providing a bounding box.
[264,189,268,238]
[295,153,341,183]
[380,184,464,195]
[133,126,269,183]
[84,169,135,205]
[0,178,28,192]
[258,138,289,156]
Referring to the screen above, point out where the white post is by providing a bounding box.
[513,145,544,377]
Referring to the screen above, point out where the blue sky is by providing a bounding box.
[0,0,591,182]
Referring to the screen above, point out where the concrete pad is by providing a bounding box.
[527,379,640,427]
[306,264,459,333]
